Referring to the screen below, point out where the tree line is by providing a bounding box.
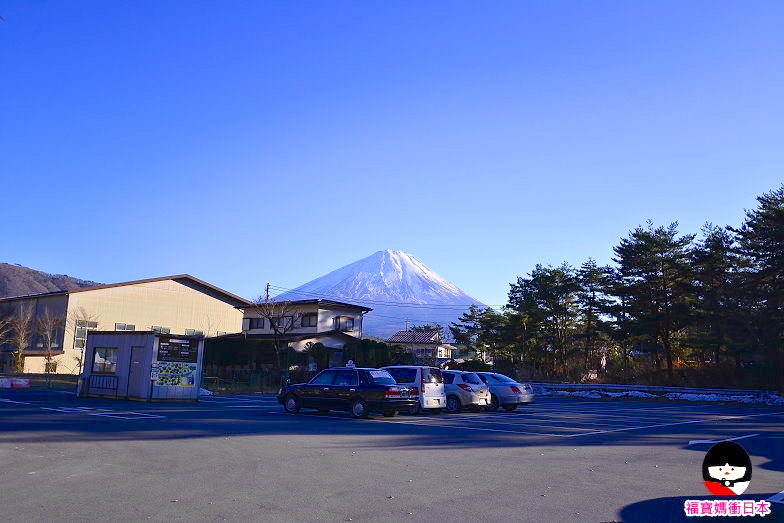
[450,186,784,390]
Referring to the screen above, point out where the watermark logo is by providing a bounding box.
[684,500,771,517]
[703,441,752,496]
[684,441,772,517]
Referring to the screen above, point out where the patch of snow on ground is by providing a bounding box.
[603,391,657,398]
[531,387,784,406]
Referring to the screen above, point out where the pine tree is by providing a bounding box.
[612,222,695,379]
[731,185,784,388]
[576,259,613,374]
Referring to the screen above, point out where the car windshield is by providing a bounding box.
[366,370,397,385]
[488,373,517,383]
[386,367,417,383]
[461,373,482,385]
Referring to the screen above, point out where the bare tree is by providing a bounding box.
[65,307,99,375]
[248,296,302,383]
[0,313,11,372]
[37,307,65,386]
[9,303,35,373]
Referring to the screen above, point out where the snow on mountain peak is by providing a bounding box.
[275,250,484,337]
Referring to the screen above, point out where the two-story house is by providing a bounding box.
[386,329,455,364]
[204,299,372,375]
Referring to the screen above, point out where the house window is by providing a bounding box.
[248,318,264,330]
[301,314,317,327]
[333,316,354,331]
[115,323,136,331]
[74,320,98,349]
[92,347,118,374]
[185,329,204,336]
[270,316,293,330]
[151,326,171,334]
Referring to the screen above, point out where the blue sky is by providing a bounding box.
[2,1,782,307]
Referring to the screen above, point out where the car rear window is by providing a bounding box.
[425,368,443,383]
[386,367,417,383]
[489,373,517,383]
[461,373,482,385]
[365,370,397,385]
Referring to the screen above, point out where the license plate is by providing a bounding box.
[433,399,440,405]
[401,390,409,397]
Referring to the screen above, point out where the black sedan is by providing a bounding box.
[277,367,418,418]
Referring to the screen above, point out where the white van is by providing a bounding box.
[382,365,446,414]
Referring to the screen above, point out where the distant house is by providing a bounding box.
[0,275,250,375]
[386,329,455,364]
[205,299,373,375]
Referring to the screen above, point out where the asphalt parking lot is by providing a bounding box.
[1,389,782,522]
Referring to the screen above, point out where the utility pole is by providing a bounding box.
[405,319,409,331]
[265,283,270,302]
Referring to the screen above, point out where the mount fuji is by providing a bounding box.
[275,250,485,338]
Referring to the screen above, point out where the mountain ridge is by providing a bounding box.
[0,262,100,299]
[275,250,485,338]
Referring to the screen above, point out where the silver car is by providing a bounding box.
[442,371,490,413]
[476,372,534,411]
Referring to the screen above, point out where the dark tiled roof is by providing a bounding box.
[386,330,441,344]
[238,299,372,312]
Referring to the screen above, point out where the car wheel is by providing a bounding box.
[503,404,518,412]
[381,410,398,417]
[485,394,500,412]
[446,395,461,413]
[407,404,422,415]
[350,399,369,418]
[283,395,301,414]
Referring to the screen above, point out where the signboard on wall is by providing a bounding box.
[157,337,198,363]
[154,337,199,386]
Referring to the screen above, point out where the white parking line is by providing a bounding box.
[564,411,784,437]
[89,411,166,420]
[223,404,282,409]
[766,490,784,505]
[442,415,633,429]
[370,418,572,437]
[0,398,31,405]
[40,406,112,413]
[687,434,759,446]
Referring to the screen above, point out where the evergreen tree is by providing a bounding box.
[612,222,695,378]
[508,263,580,379]
[731,185,784,388]
[691,224,737,364]
[576,259,613,373]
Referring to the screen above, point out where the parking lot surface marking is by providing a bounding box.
[687,433,759,446]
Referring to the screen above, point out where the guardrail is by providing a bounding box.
[529,382,779,397]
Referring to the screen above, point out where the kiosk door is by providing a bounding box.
[127,347,146,398]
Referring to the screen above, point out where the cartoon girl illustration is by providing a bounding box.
[702,441,752,496]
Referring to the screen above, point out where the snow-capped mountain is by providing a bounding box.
[275,250,485,338]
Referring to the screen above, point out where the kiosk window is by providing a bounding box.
[93,347,118,374]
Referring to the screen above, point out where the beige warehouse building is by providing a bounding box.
[0,275,251,374]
